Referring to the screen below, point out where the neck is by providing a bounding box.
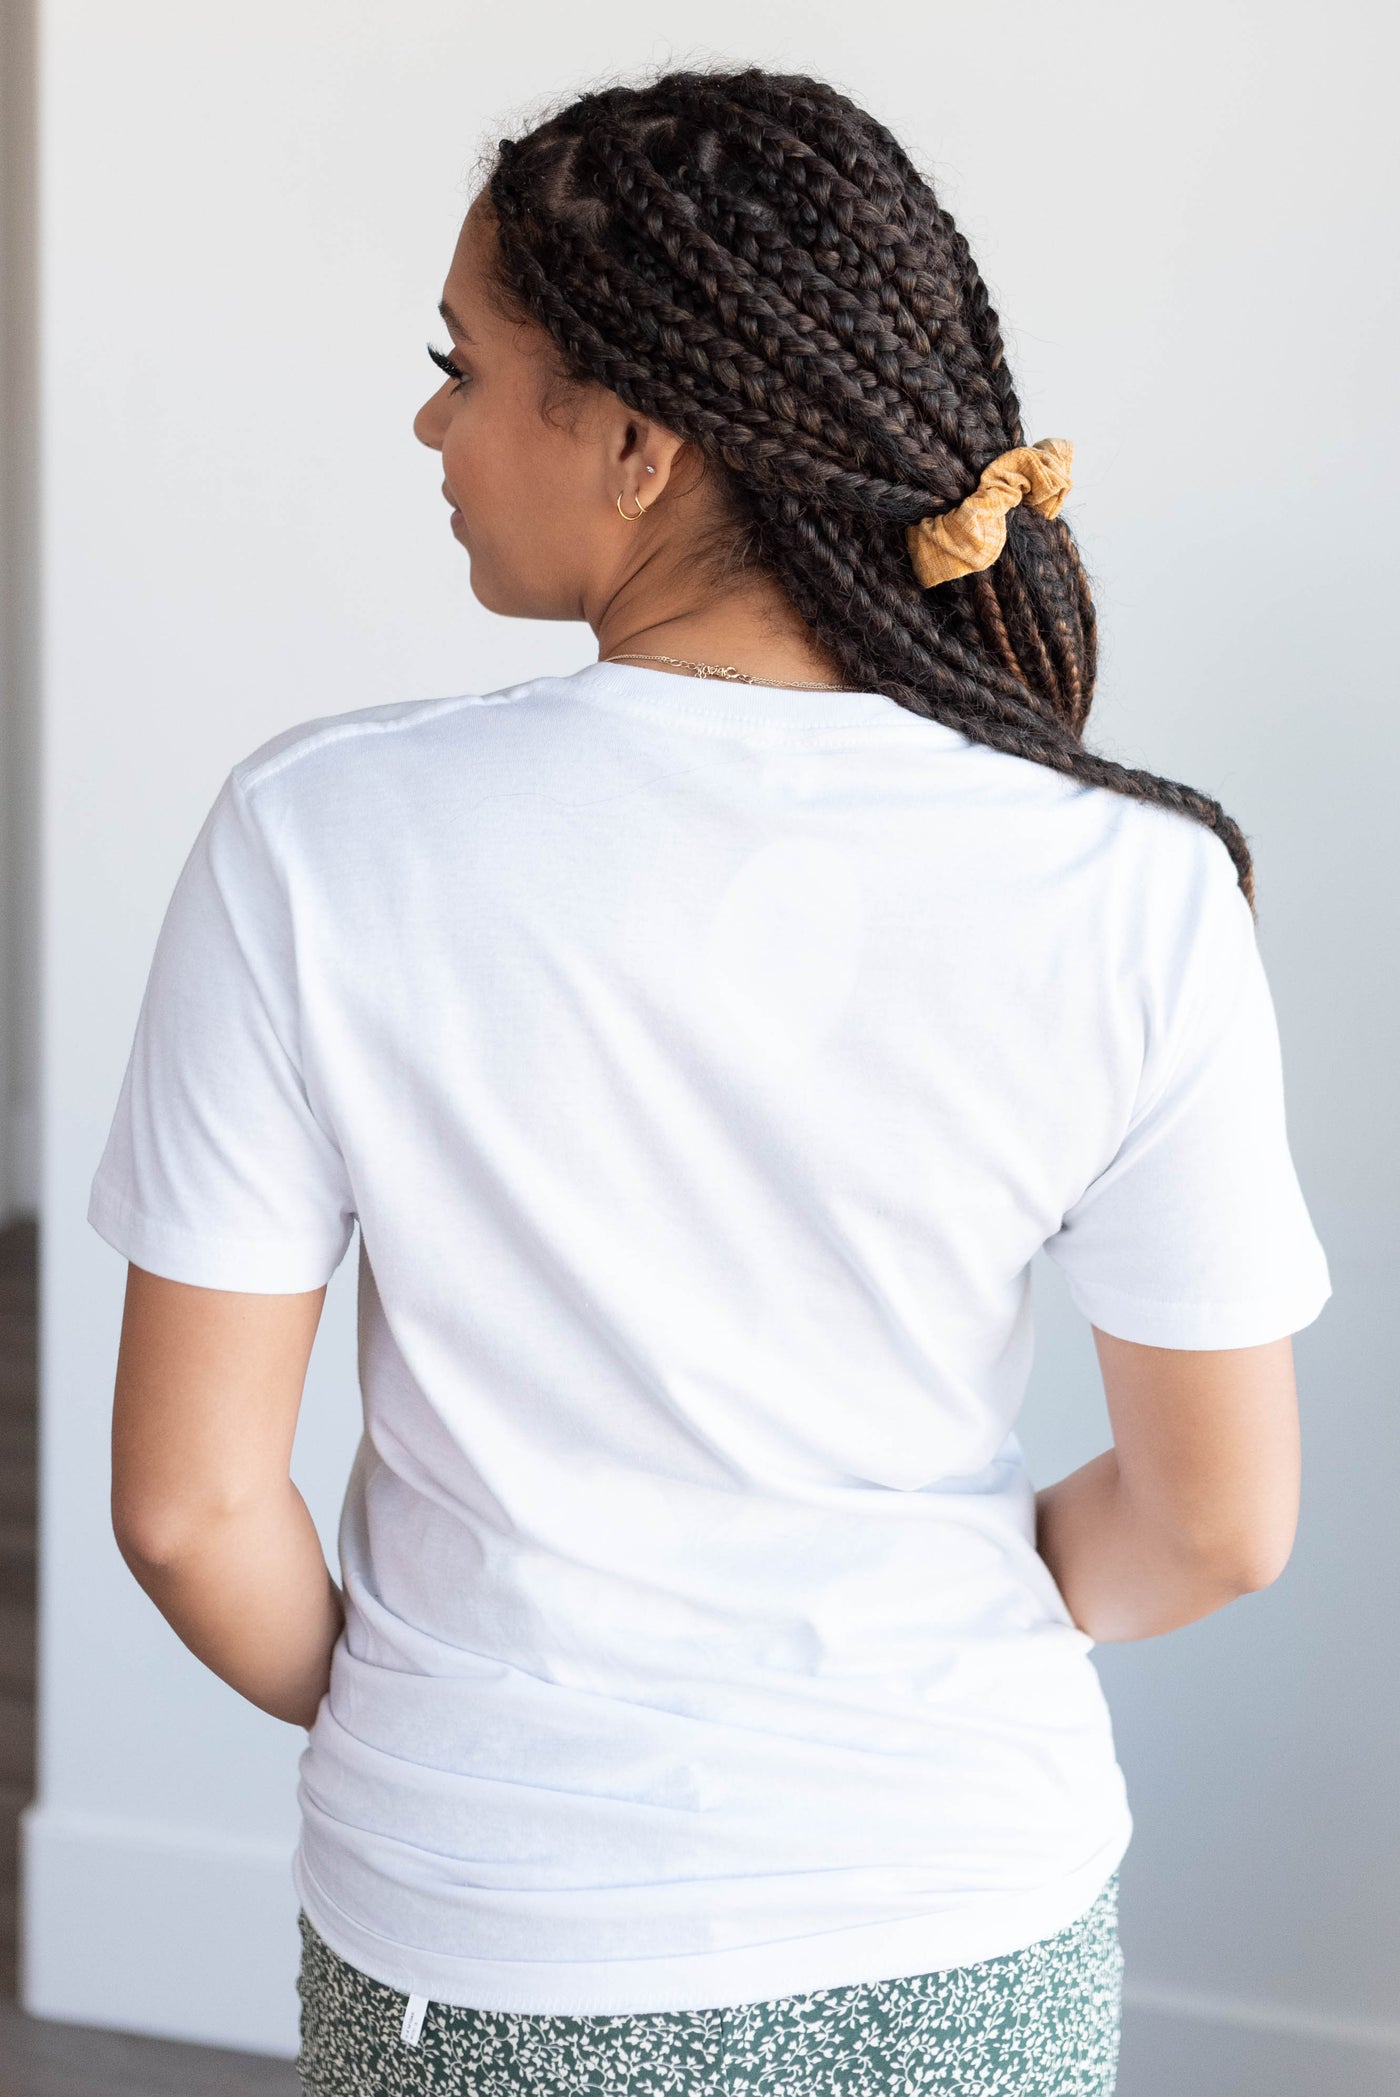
[589,564,848,688]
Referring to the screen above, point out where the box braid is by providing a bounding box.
[485,66,1256,908]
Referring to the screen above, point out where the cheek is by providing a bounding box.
[453,408,591,549]
[439,403,499,505]
[442,401,561,543]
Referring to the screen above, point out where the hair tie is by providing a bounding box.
[906,438,1074,589]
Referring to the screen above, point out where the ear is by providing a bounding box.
[620,423,691,505]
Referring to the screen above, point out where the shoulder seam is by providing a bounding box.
[1125,821,1256,1133]
[232,687,535,799]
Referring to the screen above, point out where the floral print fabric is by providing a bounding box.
[296,1869,1122,2095]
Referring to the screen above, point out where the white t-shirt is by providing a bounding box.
[88,659,1331,2015]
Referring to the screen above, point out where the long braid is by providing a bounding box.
[486,66,1256,908]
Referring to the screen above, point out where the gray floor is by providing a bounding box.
[0,1218,297,2095]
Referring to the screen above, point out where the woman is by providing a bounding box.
[90,65,1330,2096]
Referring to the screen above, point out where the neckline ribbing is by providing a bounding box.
[562,658,966,742]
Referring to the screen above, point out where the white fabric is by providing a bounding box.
[88,660,1331,2014]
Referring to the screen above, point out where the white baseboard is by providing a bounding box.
[1124,1978,1400,2057]
[18,1804,1400,2080]
[20,1803,301,2057]
[1120,1986,1400,2097]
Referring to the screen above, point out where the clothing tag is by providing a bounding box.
[401,1993,429,2046]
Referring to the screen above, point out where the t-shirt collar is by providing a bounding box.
[564,657,951,737]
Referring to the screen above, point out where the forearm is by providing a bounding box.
[1035,1447,1251,1642]
[117,1480,343,1728]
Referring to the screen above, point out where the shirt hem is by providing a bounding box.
[86,1173,352,1294]
[1062,1268,1333,1349]
[290,1808,1133,2016]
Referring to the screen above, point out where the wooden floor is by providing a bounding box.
[0,1215,38,2012]
[0,1216,297,2095]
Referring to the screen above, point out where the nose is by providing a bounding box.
[413,391,447,450]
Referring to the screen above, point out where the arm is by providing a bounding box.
[1034,1329,1302,1642]
[110,1262,342,1728]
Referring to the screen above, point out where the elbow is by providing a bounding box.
[1157,1509,1298,1600]
[112,1491,230,1578]
[1231,1535,1296,1593]
[112,1476,286,1578]
[112,1501,195,1579]
[1206,1522,1297,1596]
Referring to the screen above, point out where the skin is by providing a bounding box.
[109,195,1304,1729]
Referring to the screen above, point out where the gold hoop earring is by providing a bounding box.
[616,491,647,521]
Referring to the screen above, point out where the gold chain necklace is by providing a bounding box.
[603,651,849,692]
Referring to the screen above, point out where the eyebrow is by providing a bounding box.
[438,298,474,344]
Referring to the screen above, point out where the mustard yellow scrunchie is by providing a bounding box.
[906,438,1074,589]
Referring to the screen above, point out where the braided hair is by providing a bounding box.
[485,65,1256,909]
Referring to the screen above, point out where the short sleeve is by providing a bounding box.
[1041,839,1331,1348]
[87,768,357,1292]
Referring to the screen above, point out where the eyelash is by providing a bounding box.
[427,341,471,392]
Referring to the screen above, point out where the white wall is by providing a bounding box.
[0,0,39,1221]
[28,1,1399,2083]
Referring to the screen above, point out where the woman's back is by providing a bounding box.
[89,653,1329,2012]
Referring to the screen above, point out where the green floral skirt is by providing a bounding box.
[296,1869,1122,2095]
